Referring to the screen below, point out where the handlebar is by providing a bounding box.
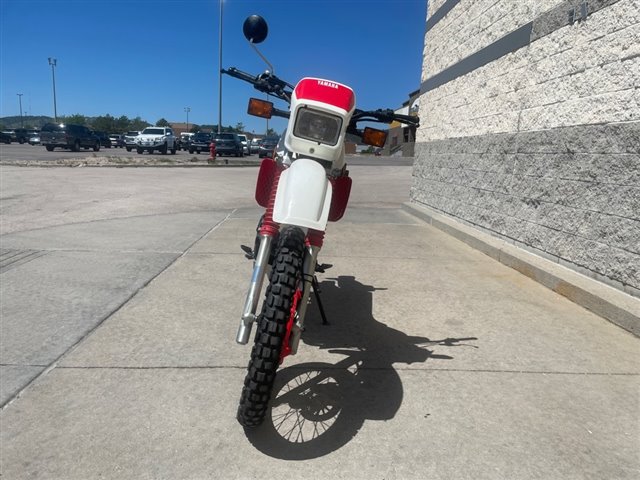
[350,108,419,127]
[221,67,294,103]
[223,66,420,130]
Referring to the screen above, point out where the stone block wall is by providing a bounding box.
[412,0,640,296]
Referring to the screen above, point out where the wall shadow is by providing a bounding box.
[244,275,478,460]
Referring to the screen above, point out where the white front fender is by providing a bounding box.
[273,159,332,231]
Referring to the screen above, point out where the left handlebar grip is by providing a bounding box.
[221,67,258,84]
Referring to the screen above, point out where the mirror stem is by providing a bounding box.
[249,40,275,75]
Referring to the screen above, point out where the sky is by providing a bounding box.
[0,0,427,134]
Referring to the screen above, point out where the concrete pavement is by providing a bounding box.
[0,164,638,479]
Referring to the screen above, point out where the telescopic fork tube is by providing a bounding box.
[288,229,324,355]
[236,170,282,344]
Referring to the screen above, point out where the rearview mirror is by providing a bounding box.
[362,127,387,148]
[247,98,273,119]
[243,15,268,44]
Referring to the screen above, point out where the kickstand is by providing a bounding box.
[312,275,329,325]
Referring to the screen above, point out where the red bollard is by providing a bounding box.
[208,141,216,161]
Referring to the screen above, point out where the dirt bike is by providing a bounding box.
[223,15,420,428]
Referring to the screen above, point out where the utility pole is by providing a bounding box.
[217,0,223,134]
[184,107,191,133]
[17,93,23,127]
[48,58,58,122]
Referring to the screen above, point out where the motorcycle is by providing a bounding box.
[223,15,420,428]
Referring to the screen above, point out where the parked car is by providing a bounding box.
[40,123,100,152]
[188,132,213,154]
[258,136,280,158]
[124,131,140,151]
[214,132,243,157]
[0,131,11,144]
[249,138,261,154]
[109,134,125,148]
[92,131,111,148]
[28,133,41,145]
[135,126,177,154]
[237,134,249,155]
[180,133,194,151]
[3,128,30,144]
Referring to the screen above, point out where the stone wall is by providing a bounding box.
[412,0,640,296]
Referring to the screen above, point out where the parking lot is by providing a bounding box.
[0,142,243,163]
[0,142,414,166]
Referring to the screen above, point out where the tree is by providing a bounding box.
[92,114,116,133]
[115,115,131,133]
[156,118,170,127]
[62,114,87,125]
[234,122,245,133]
[130,116,150,131]
[266,128,277,136]
[189,124,199,133]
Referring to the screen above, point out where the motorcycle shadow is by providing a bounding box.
[244,275,478,460]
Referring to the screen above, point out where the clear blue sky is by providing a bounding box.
[1,0,427,134]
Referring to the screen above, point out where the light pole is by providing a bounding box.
[184,107,191,133]
[17,93,23,127]
[48,57,58,122]
[218,0,223,134]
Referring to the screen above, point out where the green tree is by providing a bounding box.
[189,124,199,133]
[62,114,87,125]
[130,116,150,131]
[156,118,170,127]
[92,114,116,133]
[234,122,245,133]
[266,128,277,136]
[115,115,130,133]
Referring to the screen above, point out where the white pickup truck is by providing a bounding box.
[135,126,177,154]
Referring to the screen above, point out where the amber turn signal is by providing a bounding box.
[362,127,387,148]
[247,98,273,119]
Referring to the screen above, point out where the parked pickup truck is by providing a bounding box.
[135,127,177,154]
[40,123,100,152]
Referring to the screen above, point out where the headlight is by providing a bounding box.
[293,109,342,146]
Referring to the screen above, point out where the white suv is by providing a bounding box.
[135,127,177,154]
[237,134,249,155]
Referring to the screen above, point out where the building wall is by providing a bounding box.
[411,0,640,296]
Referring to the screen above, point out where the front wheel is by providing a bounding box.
[237,226,306,428]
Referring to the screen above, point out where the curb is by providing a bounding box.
[0,160,261,168]
[402,202,640,337]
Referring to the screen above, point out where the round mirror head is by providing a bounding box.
[243,15,268,44]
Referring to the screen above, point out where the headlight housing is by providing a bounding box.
[293,109,342,146]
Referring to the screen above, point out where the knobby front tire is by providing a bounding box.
[237,226,306,428]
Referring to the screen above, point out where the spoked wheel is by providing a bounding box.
[237,226,306,428]
[244,362,364,459]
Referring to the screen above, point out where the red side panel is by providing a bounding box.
[255,158,277,207]
[294,78,355,112]
[328,175,352,222]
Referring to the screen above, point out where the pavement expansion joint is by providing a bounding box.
[48,365,640,376]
